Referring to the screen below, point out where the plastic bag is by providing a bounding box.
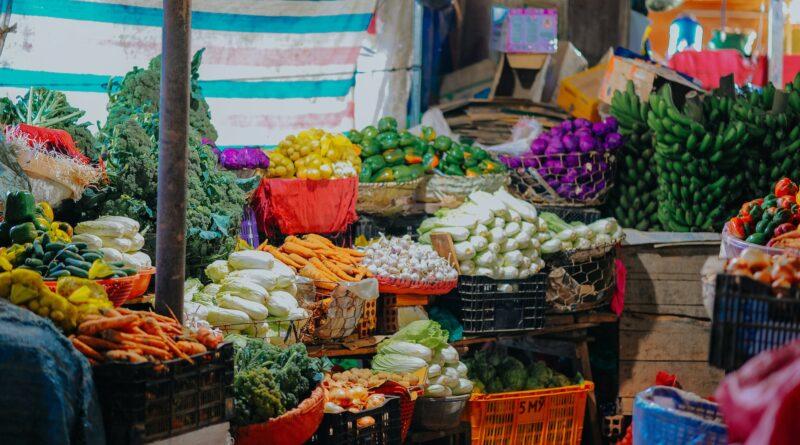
[715,340,800,445]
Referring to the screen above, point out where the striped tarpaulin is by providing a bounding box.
[0,0,377,146]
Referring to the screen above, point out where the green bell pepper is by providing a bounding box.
[377,131,400,150]
[362,125,379,139]
[464,156,479,168]
[360,138,382,158]
[403,146,423,164]
[347,129,363,144]
[434,135,453,152]
[421,126,436,142]
[398,131,417,147]
[422,152,440,172]
[378,116,398,133]
[447,145,464,163]
[465,167,482,177]
[359,165,374,182]
[472,147,489,161]
[364,154,386,171]
[10,222,37,245]
[4,190,36,224]
[393,165,413,183]
[408,164,425,178]
[478,159,504,174]
[442,164,465,176]
[382,149,405,166]
[371,167,395,183]
[745,232,769,245]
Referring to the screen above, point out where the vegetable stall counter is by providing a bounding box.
[306,312,617,358]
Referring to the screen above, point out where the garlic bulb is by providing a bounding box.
[363,235,457,283]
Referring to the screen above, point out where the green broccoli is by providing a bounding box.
[232,367,285,426]
[547,372,573,389]
[486,378,505,394]
[500,356,527,391]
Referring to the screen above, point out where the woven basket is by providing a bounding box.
[415,173,507,208]
[236,386,325,445]
[357,177,424,216]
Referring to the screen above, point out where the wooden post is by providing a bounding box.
[155,0,191,320]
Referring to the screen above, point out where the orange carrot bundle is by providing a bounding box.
[78,315,139,336]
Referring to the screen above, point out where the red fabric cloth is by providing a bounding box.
[610,258,626,316]
[15,123,90,164]
[715,340,800,445]
[251,177,358,236]
[668,50,767,89]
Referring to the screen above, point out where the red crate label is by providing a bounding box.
[516,397,546,424]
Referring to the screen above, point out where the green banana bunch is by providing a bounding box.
[648,84,749,232]
[607,80,661,230]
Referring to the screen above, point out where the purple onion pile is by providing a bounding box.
[217,147,271,170]
[500,117,623,202]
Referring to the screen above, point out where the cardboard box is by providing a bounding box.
[489,53,552,101]
[556,63,607,122]
[599,55,704,106]
[490,6,558,54]
[439,59,497,103]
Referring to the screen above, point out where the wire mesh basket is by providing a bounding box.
[212,318,309,345]
[504,150,617,206]
[535,205,604,225]
[300,282,368,344]
[544,248,617,312]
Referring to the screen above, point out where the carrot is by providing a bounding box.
[292,237,328,251]
[264,245,301,269]
[122,342,171,360]
[106,349,147,364]
[340,247,365,257]
[325,260,358,282]
[310,258,340,281]
[299,266,338,290]
[78,315,139,336]
[71,337,103,361]
[145,318,194,364]
[305,234,335,248]
[288,253,310,267]
[103,330,168,349]
[282,241,316,258]
[146,311,181,325]
[78,335,124,351]
[176,341,207,355]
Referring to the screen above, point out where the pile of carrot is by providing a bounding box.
[258,234,370,291]
[69,308,223,365]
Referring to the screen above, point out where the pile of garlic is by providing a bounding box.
[362,235,458,283]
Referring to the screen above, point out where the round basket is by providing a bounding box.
[377,276,457,295]
[128,267,155,299]
[43,274,138,307]
[544,248,617,313]
[357,177,425,216]
[504,150,616,206]
[415,173,507,208]
[236,385,325,445]
[720,223,798,259]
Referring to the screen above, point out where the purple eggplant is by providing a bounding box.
[578,134,597,153]
[531,137,548,155]
[604,133,623,150]
[604,116,619,133]
[562,134,579,151]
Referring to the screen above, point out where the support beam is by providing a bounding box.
[155,0,191,320]
[410,0,423,126]
[768,0,783,86]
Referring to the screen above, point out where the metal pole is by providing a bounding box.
[155,0,191,320]
[768,0,783,86]
[410,0,423,126]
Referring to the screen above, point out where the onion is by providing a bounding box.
[348,385,368,401]
[560,169,579,184]
[561,120,574,131]
[578,135,596,153]
[592,121,608,136]
[562,134,579,151]
[605,133,623,150]
[604,116,619,132]
[531,137,548,155]
[574,118,592,129]
[564,153,580,168]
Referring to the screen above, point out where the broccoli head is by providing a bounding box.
[486,378,505,394]
[232,367,285,426]
[500,357,527,391]
[547,372,573,389]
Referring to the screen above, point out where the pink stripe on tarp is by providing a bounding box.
[100,38,360,67]
[225,101,355,130]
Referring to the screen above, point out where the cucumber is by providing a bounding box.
[47,270,71,279]
[59,250,84,261]
[43,251,55,265]
[45,242,66,252]
[71,242,88,250]
[109,261,125,268]
[121,268,139,276]
[41,233,51,247]
[65,258,92,270]
[82,253,102,263]
[65,266,89,278]
[64,244,79,253]
[48,263,65,274]
[81,249,104,258]
[24,258,44,268]
[32,239,44,258]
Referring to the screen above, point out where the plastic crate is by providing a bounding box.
[309,395,402,445]
[555,63,606,122]
[457,274,547,334]
[468,382,594,445]
[93,343,234,444]
[43,274,137,307]
[356,299,377,338]
[632,386,727,445]
[709,274,800,371]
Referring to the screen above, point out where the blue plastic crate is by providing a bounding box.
[633,386,727,445]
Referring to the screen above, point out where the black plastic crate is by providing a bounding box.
[93,342,234,444]
[709,274,800,372]
[309,395,401,445]
[457,274,547,334]
[543,249,617,312]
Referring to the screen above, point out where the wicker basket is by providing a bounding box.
[415,173,507,208]
[357,177,425,216]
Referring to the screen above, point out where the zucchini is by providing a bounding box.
[32,239,44,258]
[47,270,71,279]
[71,242,88,250]
[82,253,103,263]
[109,261,125,268]
[65,266,89,278]
[43,251,55,264]
[121,268,139,276]
[60,250,84,261]
[24,258,44,268]
[64,244,79,253]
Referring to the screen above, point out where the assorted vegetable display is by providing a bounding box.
[538,213,624,253]
[1,191,71,247]
[607,80,660,230]
[724,248,800,296]
[463,347,583,394]
[500,117,621,202]
[265,128,361,180]
[321,368,418,414]
[362,235,457,283]
[726,178,800,247]
[418,189,547,279]
[73,215,152,271]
